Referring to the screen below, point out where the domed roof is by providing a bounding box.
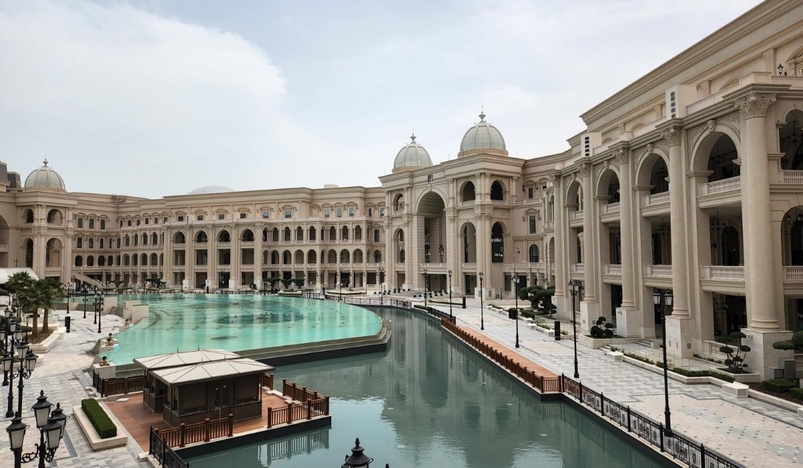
[458,110,507,157]
[24,159,65,191]
[188,185,234,195]
[392,133,432,173]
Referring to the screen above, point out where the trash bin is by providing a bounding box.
[508,308,517,319]
[65,315,71,333]
[462,297,467,309]
[554,320,560,340]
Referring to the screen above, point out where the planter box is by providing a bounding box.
[29,327,65,354]
[577,335,637,349]
[73,404,128,451]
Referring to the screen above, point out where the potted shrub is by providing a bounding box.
[717,332,751,373]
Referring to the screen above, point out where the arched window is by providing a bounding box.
[283,251,291,264]
[399,249,406,263]
[462,182,476,202]
[490,181,504,201]
[98,256,106,267]
[24,209,34,223]
[218,230,231,242]
[242,229,255,242]
[142,233,148,245]
[309,226,316,241]
[284,227,291,242]
[75,255,83,267]
[491,222,504,263]
[132,255,138,266]
[529,245,540,263]
[196,231,208,243]
[342,226,349,240]
[296,227,303,241]
[329,226,336,241]
[355,226,362,241]
[124,235,130,247]
[271,251,279,264]
[272,228,279,242]
[87,256,94,267]
[107,255,113,266]
[374,250,382,263]
[152,233,158,245]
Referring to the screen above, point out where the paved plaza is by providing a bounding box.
[0,302,801,467]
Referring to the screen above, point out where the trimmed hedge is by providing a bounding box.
[758,379,796,393]
[81,399,117,439]
[790,387,803,401]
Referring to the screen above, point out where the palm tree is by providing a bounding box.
[5,271,34,320]
[10,274,63,338]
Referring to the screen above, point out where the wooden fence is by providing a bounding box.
[441,318,561,394]
[156,414,234,448]
[265,379,330,428]
[96,374,145,397]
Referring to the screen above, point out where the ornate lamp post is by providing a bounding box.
[478,272,484,330]
[3,340,36,418]
[2,307,16,386]
[96,289,104,334]
[82,287,88,319]
[338,267,343,302]
[512,273,520,348]
[568,280,582,379]
[378,267,384,305]
[5,390,68,468]
[653,289,674,435]
[422,268,428,309]
[447,269,453,319]
[340,437,389,468]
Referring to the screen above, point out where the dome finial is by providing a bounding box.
[411,130,416,142]
[479,107,486,122]
[43,158,48,167]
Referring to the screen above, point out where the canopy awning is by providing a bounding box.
[134,349,242,371]
[152,358,273,385]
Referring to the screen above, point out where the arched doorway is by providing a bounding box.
[417,192,446,264]
[491,222,504,263]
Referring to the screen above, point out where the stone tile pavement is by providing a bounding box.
[432,298,803,467]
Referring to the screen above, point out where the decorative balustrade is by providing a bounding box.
[778,170,803,184]
[601,202,620,215]
[697,176,741,196]
[570,263,585,274]
[641,191,670,207]
[569,211,584,221]
[544,221,555,230]
[700,265,744,281]
[602,264,622,276]
[643,264,672,277]
[783,266,803,282]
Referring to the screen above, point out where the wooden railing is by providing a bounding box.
[98,375,145,397]
[149,427,189,468]
[440,319,561,394]
[155,414,234,448]
[282,379,325,402]
[262,372,274,390]
[266,397,330,428]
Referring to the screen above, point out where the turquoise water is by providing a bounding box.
[103,295,382,364]
[187,308,661,468]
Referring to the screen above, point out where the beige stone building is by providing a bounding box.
[4,0,803,377]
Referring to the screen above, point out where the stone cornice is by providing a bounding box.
[656,119,684,147]
[733,91,777,118]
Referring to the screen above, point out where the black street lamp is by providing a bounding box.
[568,280,582,379]
[338,267,343,302]
[447,269,453,319]
[1,307,17,386]
[512,273,520,348]
[653,288,674,435]
[82,287,88,319]
[2,337,36,418]
[422,268,428,309]
[96,289,105,334]
[378,267,384,305]
[478,272,484,330]
[5,390,68,468]
[340,437,389,468]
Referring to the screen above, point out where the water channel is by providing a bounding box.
[187,307,663,468]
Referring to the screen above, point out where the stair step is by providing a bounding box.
[635,340,654,348]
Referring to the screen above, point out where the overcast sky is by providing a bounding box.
[0,0,763,198]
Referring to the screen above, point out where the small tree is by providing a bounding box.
[280,278,293,290]
[525,285,556,316]
[266,277,281,293]
[294,278,306,289]
[718,332,751,373]
[772,331,803,353]
[590,317,614,338]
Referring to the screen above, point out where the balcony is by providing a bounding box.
[783,266,803,282]
[569,211,584,221]
[698,176,741,196]
[643,264,672,277]
[600,203,620,215]
[570,263,585,274]
[778,171,803,184]
[700,265,744,281]
[602,264,621,276]
[640,192,670,208]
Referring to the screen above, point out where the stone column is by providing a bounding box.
[552,174,570,319]
[662,123,694,358]
[186,228,195,289]
[255,224,264,290]
[735,91,791,379]
[580,161,600,332]
[613,147,641,337]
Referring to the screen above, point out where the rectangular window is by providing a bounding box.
[262,211,270,219]
[144,218,149,225]
[240,212,247,219]
[136,220,141,226]
[324,208,330,218]
[284,210,292,219]
[177,216,184,222]
[100,239,104,249]
[368,208,373,217]
[198,215,204,221]
[163,217,168,223]
[380,207,385,217]
[127,220,132,227]
[374,229,380,242]
[348,207,355,217]
[77,218,83,228]
[528,187,534,199]
[100,219,106,230]
[336,207,342,217]
[529,216,537,234]
[89,219,95,229]
[77,238,83,248]
[116,238,120,248]
[218,213,225,220]
[89,238,94,249]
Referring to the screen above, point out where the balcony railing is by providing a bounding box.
[570,263,585,274]
[700,265,744,281]
[602,264,621,276]
[569,211,583,221]
[600,203,620,215]
[643,264,672,277]
[698,176,740,196]
[640,191,670,207]
[778,170,803,184]
[783,266,803,282]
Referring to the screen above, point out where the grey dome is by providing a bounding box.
[392,133,432,173]
[459,111,507,156]
[24,159,65,191]
[188,185,234,195]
